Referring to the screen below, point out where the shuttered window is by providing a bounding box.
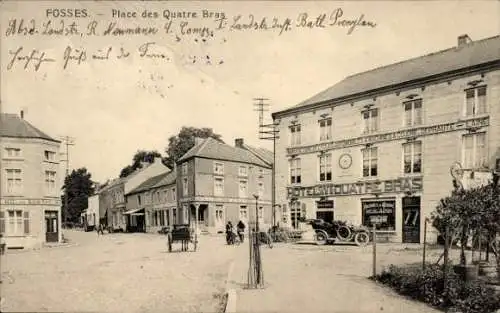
[0,211,5,233]
[24,211,30,234]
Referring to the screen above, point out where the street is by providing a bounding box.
[0,230,234,313]
[0,230,477,313]
[231,241,460,313]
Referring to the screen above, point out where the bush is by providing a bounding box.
[373,264,500,313]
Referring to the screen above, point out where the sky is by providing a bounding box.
[1,0,499,183]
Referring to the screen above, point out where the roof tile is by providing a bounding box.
[0,113,59,142]
[283,35,500,112]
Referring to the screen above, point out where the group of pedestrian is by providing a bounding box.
[226,220,246,245]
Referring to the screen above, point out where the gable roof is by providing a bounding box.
[0,113,59,142]
[177,137,271,168]
[127,170,176,195]
[275,35,500,116]
[241,144,273,166]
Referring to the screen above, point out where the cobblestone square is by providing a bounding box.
[1,230,234,313]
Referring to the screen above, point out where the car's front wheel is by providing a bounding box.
[315,230,328,245]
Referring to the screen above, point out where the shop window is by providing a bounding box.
[362,200,396,231]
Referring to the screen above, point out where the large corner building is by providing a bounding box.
[0,112,62,248]
[272,34,500,243]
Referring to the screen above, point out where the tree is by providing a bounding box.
[119,150,163,178]
[164,127,223,168]
[61,168,95,224]
[432,173,500,268]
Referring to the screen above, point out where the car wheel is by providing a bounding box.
[315,230,328,245]
[337,226,352,242]
[354,232,370,246]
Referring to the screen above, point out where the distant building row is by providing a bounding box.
[83,138,274,234]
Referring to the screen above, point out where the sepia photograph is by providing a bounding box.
[0,0,499,312]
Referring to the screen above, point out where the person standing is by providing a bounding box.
[225,221,234,245]
[96,223,104,236]
[237,220,246,243]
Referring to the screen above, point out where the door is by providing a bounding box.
[316,211,334,224]
[239,206,248,229]
[215,205,224,233]
[45,211,59,242]
[402,197,420,243]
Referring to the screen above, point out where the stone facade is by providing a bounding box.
[177,138,273,234]
[0,114,62,248]
[273,36,500,243]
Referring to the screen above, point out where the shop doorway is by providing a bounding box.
[402,197,421,243]
[45,210,59,242]
[316,211,334,224]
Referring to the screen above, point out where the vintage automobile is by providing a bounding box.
[305,219,370,246]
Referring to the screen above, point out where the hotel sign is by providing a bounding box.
[287,176,422,198]
[1,198,61,205]
[287,117,489,156]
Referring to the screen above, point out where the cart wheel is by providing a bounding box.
[354,232,370,247]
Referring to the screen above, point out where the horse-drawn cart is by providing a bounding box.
[167,224,198,252]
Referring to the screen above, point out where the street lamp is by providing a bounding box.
[247,194,264,288]
[253,194,260,233]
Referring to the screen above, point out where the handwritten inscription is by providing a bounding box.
[5,8,376,39]
[7,42,224,71]
[3,7,377,73]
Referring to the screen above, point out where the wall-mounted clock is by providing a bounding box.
[339,153,352,169]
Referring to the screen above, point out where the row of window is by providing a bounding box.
[137,187,176,206]
[286,198,416,232]
[147,209,177,227]
[289,132,487,184]
[144,206,264,228]
[214,177,264,198]
[289,86,488,146]
[3,147,58,162]
[4,169,58,194]
[182,162,261,177]
[0,210,30,236]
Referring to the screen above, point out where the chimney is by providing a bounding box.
[20,110,24,119]
[457,34,472,47]
[235,138,244,148]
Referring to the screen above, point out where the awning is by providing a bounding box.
[123,208,144,215]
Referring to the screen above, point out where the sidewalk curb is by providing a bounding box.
[224,257,237,313]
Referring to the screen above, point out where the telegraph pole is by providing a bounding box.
[253,98,279,227]
[59,136,75,228]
